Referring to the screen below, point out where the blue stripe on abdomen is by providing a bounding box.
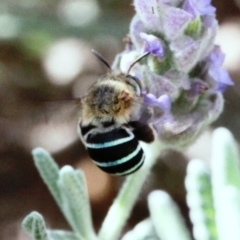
[92,144,142,167]
[94,146,144,175]
[87,136,138,162]
[85,127,145,175]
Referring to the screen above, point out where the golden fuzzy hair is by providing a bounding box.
[81,75,141,125]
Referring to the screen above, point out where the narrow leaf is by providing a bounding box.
[121,218,157,240]
[58,166,96,240]
[148,190,191,240]
[32,148,62,208]
[22,211,49,240]
[211,127,240,190]
[214,186,240,240]
[47,230,80,240]
[211,128,240,240]
[185,159,217,240]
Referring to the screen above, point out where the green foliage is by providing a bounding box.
[32,149,62,208]
[211,128,240,240]
[23,128,240,240]
[185,17,202,38]
[22,212,48,240]
[186,160,218,240]
[57,166,96,239]
[184,127,240,240]
[148,191,191,240]
[47,230,79,240]
[28,148,97,240]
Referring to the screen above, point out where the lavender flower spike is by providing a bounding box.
[113,0,233,149]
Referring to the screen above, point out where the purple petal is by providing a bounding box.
[209,45,225,67]
[144,93,158,105]
[183,0,216,18]
[217,83,227,92]
[195,0,216,15]
[144,93,171,111]
[140,33,164,58]
[158,94,172,111]
[207,46,234,86]
[209,67,234,86]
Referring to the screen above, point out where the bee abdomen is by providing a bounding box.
[84,127,145,176]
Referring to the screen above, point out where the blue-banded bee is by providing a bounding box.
[78,50,155,176]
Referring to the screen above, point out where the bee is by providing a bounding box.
[78,50,155,176]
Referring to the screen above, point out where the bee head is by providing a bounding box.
[81,50,149,125]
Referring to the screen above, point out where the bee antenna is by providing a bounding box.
[127,52,150,75]
[92,49,111,70]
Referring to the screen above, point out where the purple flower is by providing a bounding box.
[217,83,227,92]
[113,0,231,149]
[207,46,234,86]
[144,93,171,112]
[183,0,216,19]
[140,33,165,58]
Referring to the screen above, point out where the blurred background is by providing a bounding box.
[0,0,239,239]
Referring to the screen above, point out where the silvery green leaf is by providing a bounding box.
[211,127,240,192]
[185,159,217,240]
[211,128,240,240]
[58,166,96,240]
[32,148,62,208]
[121,218,158,240]
[47,230,79,240]
[214,186,240,240]
[148,190,191,240]
[22,211,49,240]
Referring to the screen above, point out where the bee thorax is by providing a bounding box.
[91,88,131,113]
[83,80,136,124]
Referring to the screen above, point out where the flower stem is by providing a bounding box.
[98,133,164,240]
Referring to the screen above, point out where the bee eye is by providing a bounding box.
[125,75,142,96]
